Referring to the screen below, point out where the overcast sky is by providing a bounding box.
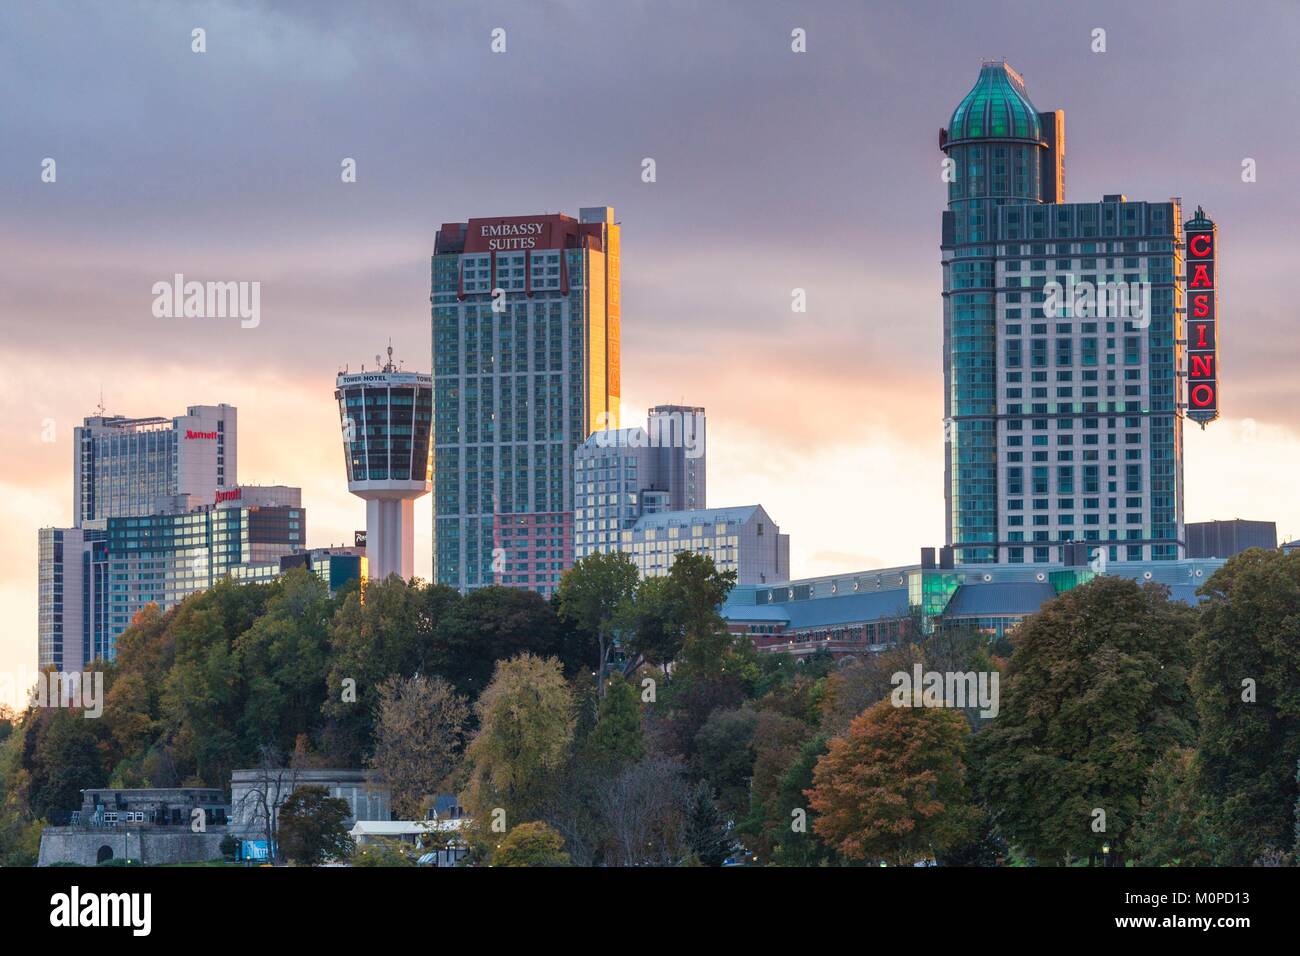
[3,0,1299,681]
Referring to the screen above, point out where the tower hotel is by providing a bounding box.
[431,206,620,595]
[941,61,1200,565]
[335,345,433,582]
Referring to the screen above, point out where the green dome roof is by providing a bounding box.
[947,62,1042,145]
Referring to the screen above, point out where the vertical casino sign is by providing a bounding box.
[1184,207,1219,426]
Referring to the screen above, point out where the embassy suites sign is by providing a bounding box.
[478,221,546,250]
[464,215,567,253]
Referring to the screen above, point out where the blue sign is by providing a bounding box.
[240,840,271,861]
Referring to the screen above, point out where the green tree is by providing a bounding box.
[22,707,106,820]
[351,837,417,867]
[583,674,645,771]
[494,821,570,867]
[433,586,570,697]
[808,701,980,865]
[232,569,335,755]
[768,735,833,866]
[277,785,355,866]
[622,573,693,673]
[683,781,733,866]
[323,577,449,762]
[692,706,758,819]
[1131,747,1214,866]
[556,551,639,692]
[1191,549,1300,864]
[974,576,1197,865]
[462,654,575,826]
[664,551,739,679]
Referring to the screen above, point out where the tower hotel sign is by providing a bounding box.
[1185,207,1219,426]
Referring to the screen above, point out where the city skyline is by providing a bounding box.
[6,0,1300,682]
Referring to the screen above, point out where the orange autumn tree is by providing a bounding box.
[806,700,980,864]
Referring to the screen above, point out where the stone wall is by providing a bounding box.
[38,827,228,867]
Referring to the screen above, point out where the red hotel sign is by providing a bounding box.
[1185,211,1219,426]
[215,487,242,504]
[185,429,218,440]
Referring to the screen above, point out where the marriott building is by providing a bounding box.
[430,206,620,595]
[941,61,1194,565]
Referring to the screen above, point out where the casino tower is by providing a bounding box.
[940,61,1193,566]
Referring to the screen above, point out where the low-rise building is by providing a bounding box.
[229,768,392,839]
[723,554,1227,657]
[38,787,231,866]
[619,504,788,585]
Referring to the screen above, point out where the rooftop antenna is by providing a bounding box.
[95,385,106,417]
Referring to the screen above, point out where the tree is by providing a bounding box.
[749,709,813,815]
[767,735,833,867]
[807,700,980,865]
[556,551,640,692]
[323,577,449,761]
[597,753,690,866]
[433,586,572,697]
[974,577,1197,864]
[494,821,570,867]
[1191,549,1300,864]
[277,785,354,866]
[935,814,1008,867]
[352,837,417,867]
[622,575,681,672]
[368,674,468,819]
[231,569,335,755]
[1131,748,1214,866]
[219,832,240,861]
[22,707,106,820]
[692,706,758,819]
[683,782,733,866]
[664,551,739,679]
[462,654,575,826]
[583,674,645,772]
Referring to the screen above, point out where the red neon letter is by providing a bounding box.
[1189,234,1212,258]
[1190,264,1211,288]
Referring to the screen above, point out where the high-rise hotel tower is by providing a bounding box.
[941,62,1189,565]
[431,206,620,594]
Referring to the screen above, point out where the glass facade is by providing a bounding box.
[942,63,1184,564]
[74,405,236,526]
[430,209,620,594]
[103,505,302,643]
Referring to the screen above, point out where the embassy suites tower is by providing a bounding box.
[431,207,620,595]
[941,62,1187,565]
